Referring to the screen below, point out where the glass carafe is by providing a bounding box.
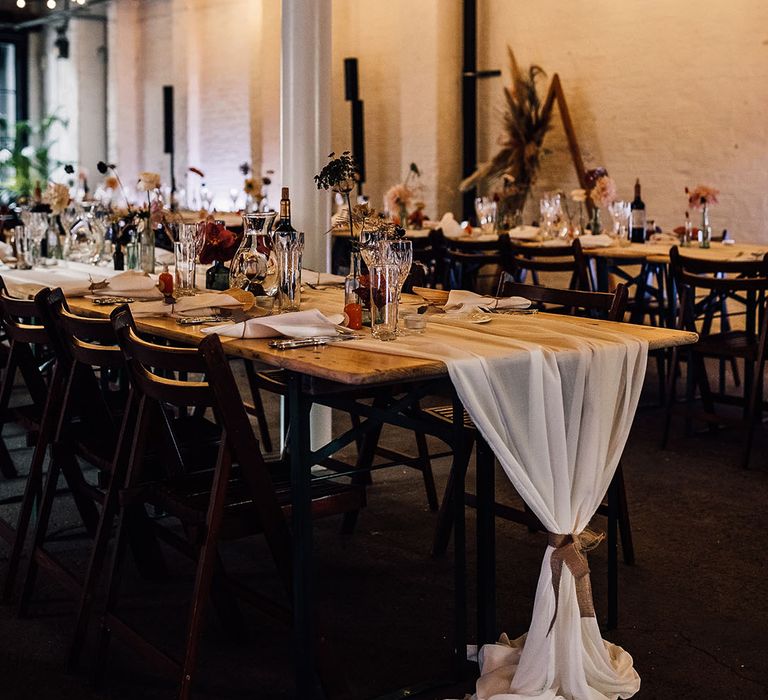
[229,212,278,295]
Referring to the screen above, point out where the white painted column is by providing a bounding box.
[281,0,332,272]
[281,0,333,450]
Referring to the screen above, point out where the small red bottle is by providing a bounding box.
[159,264,174,297]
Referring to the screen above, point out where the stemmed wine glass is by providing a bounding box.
[385,239,413,301]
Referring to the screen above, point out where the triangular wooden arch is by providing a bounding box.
[539,74,591,203]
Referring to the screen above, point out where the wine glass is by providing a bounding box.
[608,201,631,240]
[229,188,240,212]
[359,223,388,269]
[385,238,413,301]
[474,197,497,233]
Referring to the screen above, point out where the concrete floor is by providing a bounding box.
[0,362,767,700]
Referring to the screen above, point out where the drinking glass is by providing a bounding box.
[474,197,497,233]
[384,238,413,301]
[14,226,32,269]
[608,201,631,245]
[370,263,399,341]
[274,229,304,312]
[359,223,388,269]
[174,240,197,295]
[22,212,48,266]
[539,192,564,239]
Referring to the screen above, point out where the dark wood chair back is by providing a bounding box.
[442,232,510,291]
[42,288,124,369]
[506,238,591,290]
[110,305,211,407]
[0,277,50,346]
[669,246,768,335]
[498,279,628,321]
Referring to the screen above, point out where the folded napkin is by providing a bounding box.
[302,269,346,286]
[439,212,464,239]
[131,292,242,317]
[576,233,615,249]
[92,270,163,299]
[0,242,13,262]
[508,225,541,241]
[539,234,614,249]
[467,233,498,242]
[649,232,682,244]
[444,290,531,313]
[201,308,345,339]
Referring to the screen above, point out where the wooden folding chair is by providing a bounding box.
[93,307,363,699]
[0,281,55,601]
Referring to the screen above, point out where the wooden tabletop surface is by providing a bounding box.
[66,287,697,388]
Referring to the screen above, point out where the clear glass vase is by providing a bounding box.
[229,212,278,295]
[139,219,155,273]
[699,204,711,249]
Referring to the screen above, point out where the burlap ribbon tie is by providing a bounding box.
[547,529,605,636]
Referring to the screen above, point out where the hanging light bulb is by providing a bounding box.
[16,0,26,7]
[46,0,56,8]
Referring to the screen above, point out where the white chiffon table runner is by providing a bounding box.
[343,315,647,700]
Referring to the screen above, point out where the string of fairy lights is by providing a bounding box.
[15,0,88,9]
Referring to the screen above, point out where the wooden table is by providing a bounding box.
[1,267,698,697]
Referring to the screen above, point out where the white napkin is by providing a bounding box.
[508,225,541,241]
[0,242,13,262]
[439,212,464,239]
[574,233,614,249]
[201,308,345,339]
[648,232,681,244]
[92,270,163,299]
[302,269,346,286]
[156,248,175,266]
[444,289,531,312]
[131,292,243,317]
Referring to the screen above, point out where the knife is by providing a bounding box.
[269,334,363,350]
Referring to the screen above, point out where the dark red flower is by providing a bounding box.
[198,220,239,264]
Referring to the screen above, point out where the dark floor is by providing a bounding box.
[0,364,767,700]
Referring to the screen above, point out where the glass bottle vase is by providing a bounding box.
[699,204,711,249]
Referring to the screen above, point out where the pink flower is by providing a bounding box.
[589,175,617,209]
[384,183,414,215]
[686,185,719,209]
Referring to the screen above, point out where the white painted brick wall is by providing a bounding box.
[100,0,768,241]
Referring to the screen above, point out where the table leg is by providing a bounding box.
[595,257,610,293]
[451,390,469,677]
[476,434,496,645]
[287,374,321,698]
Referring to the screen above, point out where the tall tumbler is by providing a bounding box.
[370,263,400,341]
[173,239,197,295]
[274,229,304,312]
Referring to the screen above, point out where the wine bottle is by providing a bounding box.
[273,187,295,237]
[630,179,646,243]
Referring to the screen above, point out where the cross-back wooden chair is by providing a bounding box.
[506,238,591,291]
[428,282,631,630]
[662,246,768,468]
[442,232,511,291]
[93,307,363,699]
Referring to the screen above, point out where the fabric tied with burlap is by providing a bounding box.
[547,529,605,635]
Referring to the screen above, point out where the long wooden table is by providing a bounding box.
[1,268,698,698]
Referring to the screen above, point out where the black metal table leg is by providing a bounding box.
[476,433,496,645]
[287,374,322,698]
[451,389,469,678]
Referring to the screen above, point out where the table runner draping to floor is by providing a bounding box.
[344,315,647,700]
